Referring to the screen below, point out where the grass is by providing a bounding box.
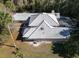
[17,42,59,57]
[0,46,14,58]
[0,40,61,58]
[15,41,61,58]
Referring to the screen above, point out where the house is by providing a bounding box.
[13,10,72,42]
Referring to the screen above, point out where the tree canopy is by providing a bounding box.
[11,0,79,19]
[0,11,12,44]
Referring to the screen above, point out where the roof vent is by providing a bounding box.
[51,10,55,13]
[40,27,44,30]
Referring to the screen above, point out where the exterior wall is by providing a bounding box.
[23,38,69,43]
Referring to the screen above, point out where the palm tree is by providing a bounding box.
[0,12,12,46]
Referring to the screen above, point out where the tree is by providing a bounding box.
[0,11,12,44]
[12,48,24,58]
[0,3,6,12]
[4,0,16,12]
[52,23,79,57]
[0,12,12,27]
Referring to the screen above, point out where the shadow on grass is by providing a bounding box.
[16,31,23,42]
[0,43,15,48]
[16,18,30,42]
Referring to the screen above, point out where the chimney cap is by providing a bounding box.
[51,10,55,13]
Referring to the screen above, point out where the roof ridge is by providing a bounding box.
[28,20,55,38]
[44,20,54,28]
[29,13,40,26]
[28,20,44,38]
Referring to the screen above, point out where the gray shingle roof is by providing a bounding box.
[29,14,40,25]
[13,13,38,21]
[23,20,70,39]
[13,12,71,39]
[29,13,59,26]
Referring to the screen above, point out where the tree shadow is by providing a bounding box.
[60,29,70,36]
[0,25,4,34]
[16,17,30,42]
[0,43,15,48]
[51,42,71,58]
